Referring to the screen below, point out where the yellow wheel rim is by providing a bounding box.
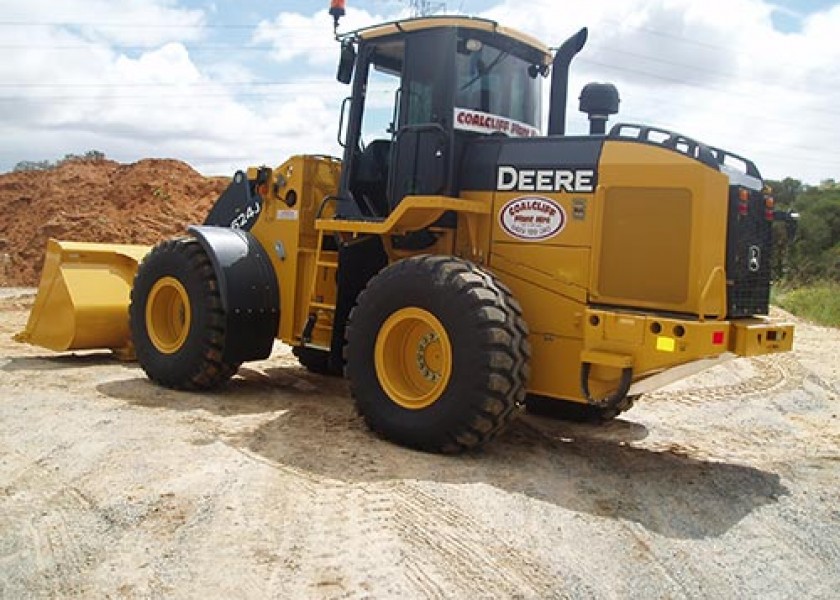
[374,307,452,410]
[146,276,191,354]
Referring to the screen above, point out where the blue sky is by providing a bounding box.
[771,0,838,29]
[0,0,838,183]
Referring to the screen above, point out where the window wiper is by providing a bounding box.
[459,51,510,91]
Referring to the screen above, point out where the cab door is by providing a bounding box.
[388,29,455,209]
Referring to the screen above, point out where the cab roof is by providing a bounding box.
[349,16,552,64]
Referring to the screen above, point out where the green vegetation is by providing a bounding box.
[769,177,840,285]
[13,150,106,172]
[767,177,840,327]
[775,282,840,327]
[152,187,172,203]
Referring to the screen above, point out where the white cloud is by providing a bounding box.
[0,0,837,184]
[251,7,398,66]
[0,2,348,176]
[0,0,206,47]
[478,0,840,182]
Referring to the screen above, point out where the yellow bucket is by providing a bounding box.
[15,239,151,356]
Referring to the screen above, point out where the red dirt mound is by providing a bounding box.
[0,159,229,286]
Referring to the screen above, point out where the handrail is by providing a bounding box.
[698,265,727,322]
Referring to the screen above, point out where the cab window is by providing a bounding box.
[454,36,542,134]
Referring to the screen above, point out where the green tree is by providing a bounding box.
[768,177,802,209]
[12,150,107,173]
[788,189,840,283]
[12,159,52,172]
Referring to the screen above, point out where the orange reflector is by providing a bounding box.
[712,331,725,345]
[765,196,775,209]
[738,188,750,202]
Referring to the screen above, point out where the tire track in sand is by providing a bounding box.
[262,471,563,598]
[0,449,107,597]
[234,438,563,599]
[388,481,565,599]
[645,353,826,405]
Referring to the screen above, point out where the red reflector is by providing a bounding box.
[738,204,748,216]
[712,331,725,345]
[765,209,774,221]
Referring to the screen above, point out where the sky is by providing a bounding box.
[0,0,838,184]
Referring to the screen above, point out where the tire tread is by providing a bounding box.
[130,237,239,391]
[346,255,531,453]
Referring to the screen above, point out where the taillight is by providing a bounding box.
[738,187,749,216]
[764,195,775,221]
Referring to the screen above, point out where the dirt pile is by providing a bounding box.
[0,159,229,286]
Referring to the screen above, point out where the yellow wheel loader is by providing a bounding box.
[17,14,795,453]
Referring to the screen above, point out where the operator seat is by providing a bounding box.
[352,140,392,217]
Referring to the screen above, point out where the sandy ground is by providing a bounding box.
[1,288,838,599]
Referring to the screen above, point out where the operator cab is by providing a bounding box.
[335,17,551,219]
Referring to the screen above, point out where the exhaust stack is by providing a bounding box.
[547,27,588,136]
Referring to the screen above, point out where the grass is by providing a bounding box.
[775,281,840,328]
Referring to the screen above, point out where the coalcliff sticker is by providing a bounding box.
[499,196,566,241]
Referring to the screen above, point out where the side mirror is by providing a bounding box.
[337,41,356,84]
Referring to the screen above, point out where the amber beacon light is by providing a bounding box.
[329,0,346,30]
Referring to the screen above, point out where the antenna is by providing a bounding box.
[408,0,447,17]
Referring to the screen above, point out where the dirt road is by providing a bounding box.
[1,289,838,598]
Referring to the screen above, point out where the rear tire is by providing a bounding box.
[345,255,530,453]
[129,237,240,390]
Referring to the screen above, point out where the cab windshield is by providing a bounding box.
[454,37,542,136]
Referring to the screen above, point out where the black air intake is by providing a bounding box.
[579,82,620,135]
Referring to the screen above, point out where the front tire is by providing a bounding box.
[129,237,239,390]
[345,256,530,453]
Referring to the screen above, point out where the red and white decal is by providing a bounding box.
[454,107,540,138]
[499,196,566,241]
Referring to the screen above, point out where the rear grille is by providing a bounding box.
[725,187,771,317]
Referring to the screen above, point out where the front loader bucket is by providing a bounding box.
[15,239,151,356]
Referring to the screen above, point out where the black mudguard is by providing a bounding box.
[188,225,279,364]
